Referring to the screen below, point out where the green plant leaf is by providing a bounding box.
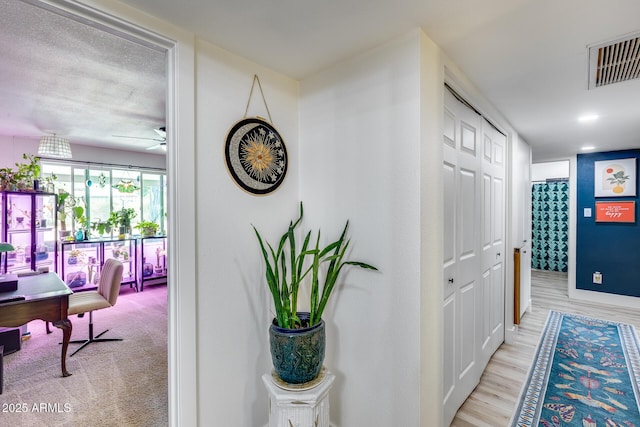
[253,202,378,329]
[253,225,285,327]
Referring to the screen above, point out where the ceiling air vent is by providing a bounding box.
[588,32,640,89]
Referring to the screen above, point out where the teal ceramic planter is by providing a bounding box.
[269,312,325,384]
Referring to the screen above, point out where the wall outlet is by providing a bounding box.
[593,272,603,285]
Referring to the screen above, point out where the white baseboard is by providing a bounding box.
[263,424,336,426]
[569,287,640,310]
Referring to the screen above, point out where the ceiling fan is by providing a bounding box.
[112,127,166,150]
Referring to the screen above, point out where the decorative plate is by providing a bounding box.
[224,117,287,195]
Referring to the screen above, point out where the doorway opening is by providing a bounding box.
[1,0,179,424]
[531,161,570,274]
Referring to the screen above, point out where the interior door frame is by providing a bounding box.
[27,1,197,425]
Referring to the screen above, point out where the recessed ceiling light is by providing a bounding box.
[578,114,599,123]
[581,146,596,151]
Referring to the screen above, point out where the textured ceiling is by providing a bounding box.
[1,0,640,162]
[0,0,166,153]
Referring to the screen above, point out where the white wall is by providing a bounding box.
[0,136,38,168]
[532,160,569,181]
[512,135,532,326]
[418,31,446,426]
[512,137,532,255]
[299,30,423,426]
[194,40,300,426]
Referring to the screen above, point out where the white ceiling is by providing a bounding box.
[2,0,640,161]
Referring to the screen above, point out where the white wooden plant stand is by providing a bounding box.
[262,368,335,427]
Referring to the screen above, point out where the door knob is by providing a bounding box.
[448,278,454,284]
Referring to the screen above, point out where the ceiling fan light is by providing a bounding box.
[38,135,73,159]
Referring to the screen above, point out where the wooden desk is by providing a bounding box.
[0,273,73,377]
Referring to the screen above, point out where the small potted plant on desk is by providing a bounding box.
[253,202,378,386]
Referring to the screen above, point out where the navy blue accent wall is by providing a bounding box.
[576,150,640,297]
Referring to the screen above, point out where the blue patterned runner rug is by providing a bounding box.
[510,310,640,427]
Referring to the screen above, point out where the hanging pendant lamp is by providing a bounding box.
[38,135,73,159]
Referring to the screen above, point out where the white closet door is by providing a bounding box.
[442,89,482,425]
[478,119,506,369]
[442,90,506,426]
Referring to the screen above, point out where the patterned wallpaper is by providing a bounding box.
[532,181,569,272]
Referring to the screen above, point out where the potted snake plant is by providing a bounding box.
[253,202,378,384]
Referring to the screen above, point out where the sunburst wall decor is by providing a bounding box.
[225,117,287,195]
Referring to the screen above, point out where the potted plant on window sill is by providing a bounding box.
[16,153,41,191]
[91,219,112,238]
[114,207,136,239]
[135,221,159,237]
[0,167,19,191]
[253,202,378,385]
[56,190,74,240]
[72,205,89,240]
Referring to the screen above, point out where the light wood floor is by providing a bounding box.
[450,269,640,426]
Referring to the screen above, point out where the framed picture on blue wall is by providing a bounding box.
[594,158,636,197]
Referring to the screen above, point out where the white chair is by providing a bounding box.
[67,258,123,356]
